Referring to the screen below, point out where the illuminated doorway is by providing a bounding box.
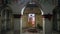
[28,14,35,28]
[20,7,44,34]
[20,3,44,33]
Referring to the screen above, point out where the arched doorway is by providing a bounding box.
[0,5,13,34]
[20,3,44,34]
[53,6,60,32]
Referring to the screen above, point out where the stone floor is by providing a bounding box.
[22,30,43,34]
[5,30,60,34]
[1,30,60,34]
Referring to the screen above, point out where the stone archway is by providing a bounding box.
[23,7,42,27]
[0,5,13,31]
[53,6,60,32]
[20,5,44,33]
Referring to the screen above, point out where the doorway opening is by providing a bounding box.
[28,14,35,28]
[20,6,44,34]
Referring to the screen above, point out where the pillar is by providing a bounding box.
[4,11,7,30]
[20,14,22,34]
[0,13,1,34]
[43,14,52,34]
